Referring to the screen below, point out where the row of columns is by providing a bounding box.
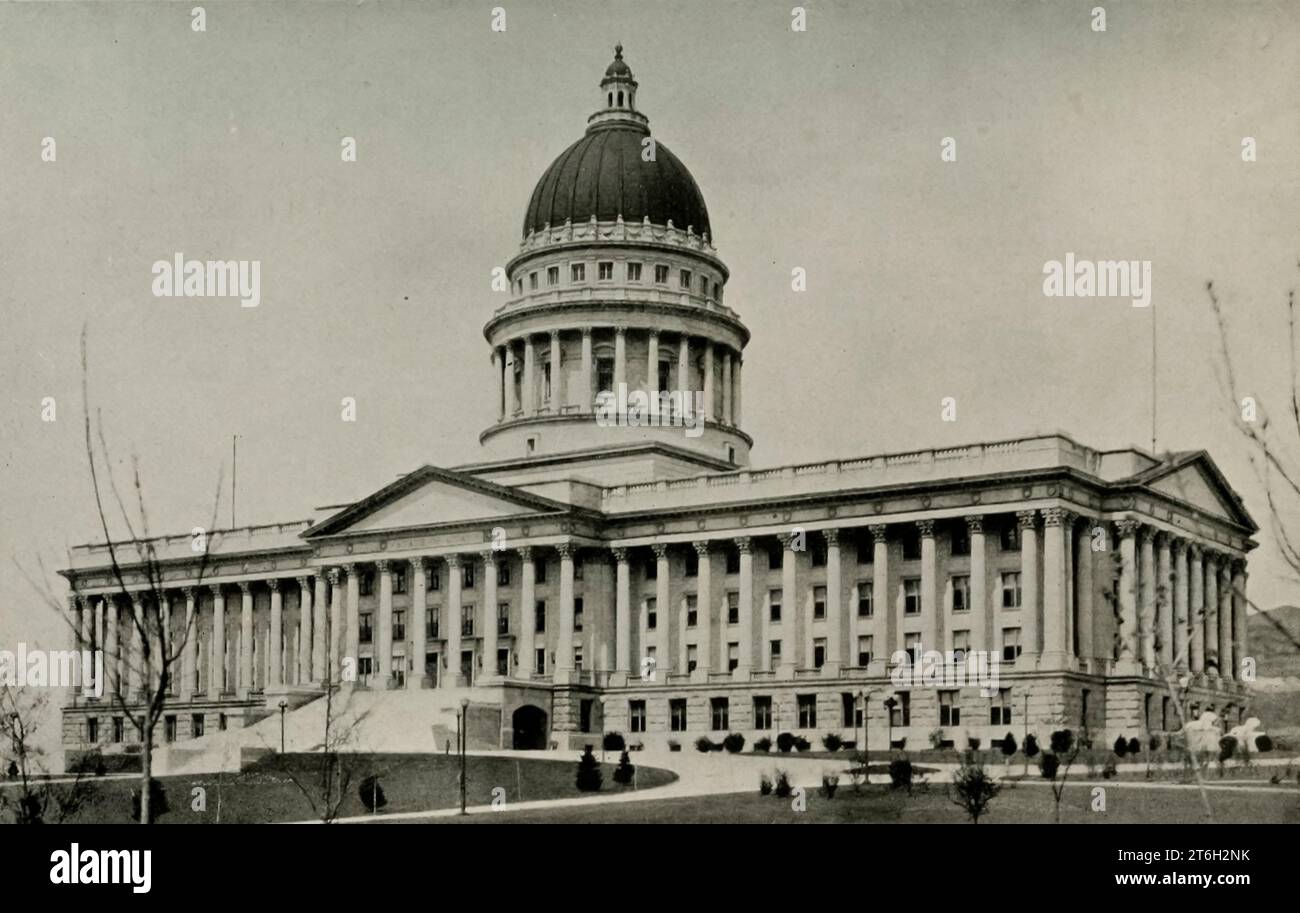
[493,328,743,426]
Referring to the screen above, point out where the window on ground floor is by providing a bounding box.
[939,690,960,727]
[711,697,729,731]
[191,714,204,739]
[889,692,910,728]
[630,700,647,733]
[797,694,816,729]
[990,688,1013,726]
[753,696,772,730]
[670,698,687,732]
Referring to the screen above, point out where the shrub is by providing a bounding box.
[359,775,387,812]
[576,746,603,791]
[695,736,716,753]
[774,770,793,798]
[723,733,746,754]
[822,733,843,752]
[1149,734,1162,752]
[1039,753,1060,780]
[5,760,17,779]
[950,761,1001,824]
[130,778,169,824]
[754,737,772,753]
[1050,729,1074,756]
[1113,736,1129,757]
[1001,733,1018,757]
[1218,736,1237,763]
[888,758,914,793]
[759,773,773,796]
[776,732,796,753]
[967,737,982,752]
[1102,759,1117,779]
[1023,734,1039,758]
[613,750,635,785]
[1256,735,1273,753]
[668,740,681,752]
[1127,737,1141,756]
[820,774,839,799]
[794,736,811,752]
[603,731,626,752]
[929,729,946,750]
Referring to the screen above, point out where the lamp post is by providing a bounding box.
[884,696,898,753]
[598,697,607,763]
[278,700,288,754]
[459,697,469,815]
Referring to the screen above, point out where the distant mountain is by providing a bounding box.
[1248,605,1300,679]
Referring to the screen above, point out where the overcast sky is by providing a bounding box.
[3,0,1299,691]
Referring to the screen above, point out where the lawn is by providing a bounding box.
[447,780,1300,824]
[60,753,677,823]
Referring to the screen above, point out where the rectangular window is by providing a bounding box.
[857,582,873,617]
[904,578,922,615]
[890,692,911,728]
[950,524,970,556]
[727,642,739,671]
[797,694,817,729]
[190,714,204,739]
[86,717,99,743]
[597,261,613,281]
[574,645,584,671]
[574,597,584,632]
[904,632,922,665]
[811,541,827,567]
[654,264,669,284]
[571,263,586,283]
[596,357,614,394]
[843,693,860,728]
[952,575,970,612]
[393,567,407,595]
[767,542,783,569]
[770,640,782,664]
[670,698,688,732]
[726,591,739,625]
[497,602,510,636]
[902,529,922,561]
[686,595,698,627]
[392,658,405,688]
[497,563,510,586]
[630,700,647,733]
[990,688,1014,726]
[529,271,538,290]
[679,268,692,289]
[645,557,657,580]
[427,568,441,591]
[711,697,729,731]
[725,548,740,575]
[939,691,960,727]
[547,266,560,286]
[646,597,657,630]
[857,635,873,667]
[496,648,509,677]
[769,589,782,622]
[534,601,546,633]
[1002,627,1022,662]
[463,563,476,589]
[574,560,584,581]
[700,275,709,295]
[359,612,373,644]
[753,696,772,730]
[461,608,474,638]
[1001,572,1022,609]
[627,262,642,282]
[535,648,547,675]
[684,550,699,577]
[393,610,406,643]
[952,629,970,664]
[686,644,698,673]
[813,638,827,669]
[1000,522,1020,551]
[360,572,375,597]
[535,558,547,584]
[426,607,439,639]
[813,586,827,619]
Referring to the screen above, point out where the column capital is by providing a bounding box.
[1231,558,1247,576]
[651,542,669,560]
[183,585,198,601]
[237,581,253,595]
[580,326,593,339]
[868,523,888,540]
[1153,530,1172,547]
[341,562,358,576]
[267,577,281,591]
[445,554,462,569]
[614,326,628,338]
[1042,507,1065,527]
[1115,517,1142,537]
[734,536,753,554]
[296,575,313,590]
[822,528,840,547]
[326,568,342,586]
[1187,542,1203,559]
[516,546,533,561]
[556,542,575,560]
[481,549,498,566]
[1170,536,1188,554]
[67,594,82,611]
[692,540,711,556]
[612,546,629,563]
[1016,509,1038,529]
[375,558,390,574]
[776,531,795,548]
[915,519,935,538]
[409,555,427,572]
[208,583,224,597]
[964,514,984,533]
[647,327,660,339]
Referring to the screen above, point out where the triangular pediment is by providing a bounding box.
[1139,453,1256,530]
[304,466,569,538]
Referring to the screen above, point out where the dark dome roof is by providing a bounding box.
[523,124,712,240]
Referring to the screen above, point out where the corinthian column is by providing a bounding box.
[328,569,344,682]
[1188,545,1205,675]
[1041,508,1068,669]
[297,576,313,685]
[209,586,225,698]
[1172,540,1189,673]
[824,529,842,675]
[1218,561,1233,681]
[344,565,360,685]
[613,548,631,680]
[408,558,427,689]
[1115,519,1140,674]
[238,582,254,697]
[557,544,576,674]
[269,578,283,689]
[482,551,499,681]
[693,541,712,681]
[1017,510,1040,663]
[736,537,754,677]
[1138,528,1156,671]
[376,560,393,689]
[1156,533,1173,670]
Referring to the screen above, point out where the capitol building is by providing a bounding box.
[61,48,1255,756]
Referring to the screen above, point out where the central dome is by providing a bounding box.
[522,47,712,240]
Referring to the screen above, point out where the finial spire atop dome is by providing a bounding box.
[593,43,643,130]
[605,43,632,79]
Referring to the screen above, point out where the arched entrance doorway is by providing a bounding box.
[512,705,548,750]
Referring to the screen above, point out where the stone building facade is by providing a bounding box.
[60,48,1254,754]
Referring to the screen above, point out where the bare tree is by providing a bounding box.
[270,672,372,823]
[0,685,94,824]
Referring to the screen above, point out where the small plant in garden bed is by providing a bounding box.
[753,737,772,753]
